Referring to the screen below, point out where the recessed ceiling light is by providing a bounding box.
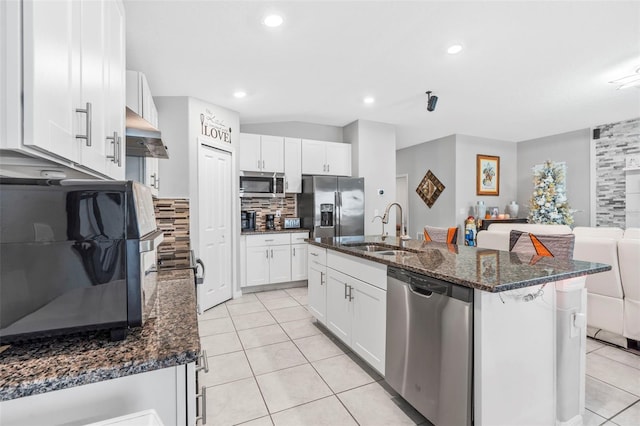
[447,44,463,55]
[233,91,247,99]
[263,14,284,27]
[363,97,375,104]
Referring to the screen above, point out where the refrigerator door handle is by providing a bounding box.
[334,191,340,237]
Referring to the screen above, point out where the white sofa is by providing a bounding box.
[477,224,640,347]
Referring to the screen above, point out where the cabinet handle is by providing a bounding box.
[156,176,160,190]
[264,239,274,242]
[320,271,324,285]
[266,249,269,259]
[196,385,207,425]
[348,285,354,301]
[106,131,118,163]
[257,159,261,169]
[293,247,296,256]
[327,164,330,173]
[150,173,157,187]
[344,282,348,299]
[75,102,92,146]
[116,134,122,166]
[271,249,274,258]
[196,349,209,373]
[310,252,318,257]
[262,160,265,169]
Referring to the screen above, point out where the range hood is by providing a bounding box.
[125,107,169,159]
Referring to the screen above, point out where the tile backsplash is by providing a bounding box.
[154,198,191,269]
[241,195,297,230]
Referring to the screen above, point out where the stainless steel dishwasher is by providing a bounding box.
[385,267,473,426]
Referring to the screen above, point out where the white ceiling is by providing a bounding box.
[124,1,640,149]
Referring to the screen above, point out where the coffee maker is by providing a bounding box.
[241,211,256,231]
[266,214,275,230]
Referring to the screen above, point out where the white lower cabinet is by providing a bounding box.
[291,243,308,281]
[241,232,309,288]
[308,245,327,324]
[0,363,196,426]
[308,247,387,375]
[326,268,353,344]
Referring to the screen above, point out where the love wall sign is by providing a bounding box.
[200,109,232,143]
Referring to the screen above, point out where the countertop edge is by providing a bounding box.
[0,352,199,401]
[307,239,611,293]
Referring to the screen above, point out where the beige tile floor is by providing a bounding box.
[199,287,640,426]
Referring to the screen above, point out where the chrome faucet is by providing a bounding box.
[382,202,410,241]
[372,215,386,238]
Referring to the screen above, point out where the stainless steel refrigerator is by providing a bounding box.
[298,176,364,238]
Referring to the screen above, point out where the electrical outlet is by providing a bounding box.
[275,210,281,217]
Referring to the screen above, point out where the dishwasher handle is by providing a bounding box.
[409,285,434,298]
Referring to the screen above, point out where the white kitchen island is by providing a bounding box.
[307,236,609,426]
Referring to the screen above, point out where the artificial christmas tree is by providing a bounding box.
[528,160,574,225]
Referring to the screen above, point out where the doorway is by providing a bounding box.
[396,174,409,236]
[198,144,233,310]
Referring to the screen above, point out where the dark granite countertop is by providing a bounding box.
[308,235,611,293]
[241,228,310,235]
[0,269,200,401]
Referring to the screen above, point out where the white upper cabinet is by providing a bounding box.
[239,133,284,173]
[259,135,284,173]
[239,133,262,172]
[8,0,125,179]
[284,137,302,193]
[301,139,351,176]
[301,139,325,175]
[325,142,351,176]
[126,71,158,127]
[21,0,79,162]
[102,0,125,179]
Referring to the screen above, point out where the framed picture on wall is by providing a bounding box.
[477,154,500,196]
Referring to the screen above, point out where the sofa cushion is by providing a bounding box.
[573,237,623,299]
[509,231,575,260]
[623,228,640,239]
[573,226,624,239]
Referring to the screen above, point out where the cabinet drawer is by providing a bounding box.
[308,244,327,266]
[246,233,291,247]
[327,250,387,291]
[290,232,309,244]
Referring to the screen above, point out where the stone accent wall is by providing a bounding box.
[241,195,297,231]
[594,118,640,228]
[154,198,191,269]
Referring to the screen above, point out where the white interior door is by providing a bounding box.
[198,144,233,310]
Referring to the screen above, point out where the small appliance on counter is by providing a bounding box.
[241,210,256,232]
[283,217,301,229]
[266,214,276,230]
[0,178,164,343]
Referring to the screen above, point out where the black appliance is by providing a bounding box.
[0,178,164,343]
[243,211,256,231]
[239,172,285,198]
[241,210,249,230]
[266,214,275,230]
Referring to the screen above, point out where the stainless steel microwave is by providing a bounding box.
[239,172,285,198]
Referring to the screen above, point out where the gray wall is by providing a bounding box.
[455,134,518,228]
[396,135,456,239]
[240,121,344,142]
[517,129,591,226]
[155,96,190,198]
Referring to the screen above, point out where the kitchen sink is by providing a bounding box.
[346,244,396,252]
[376,250,413,256]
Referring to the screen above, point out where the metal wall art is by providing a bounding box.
[416,170,445,208]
